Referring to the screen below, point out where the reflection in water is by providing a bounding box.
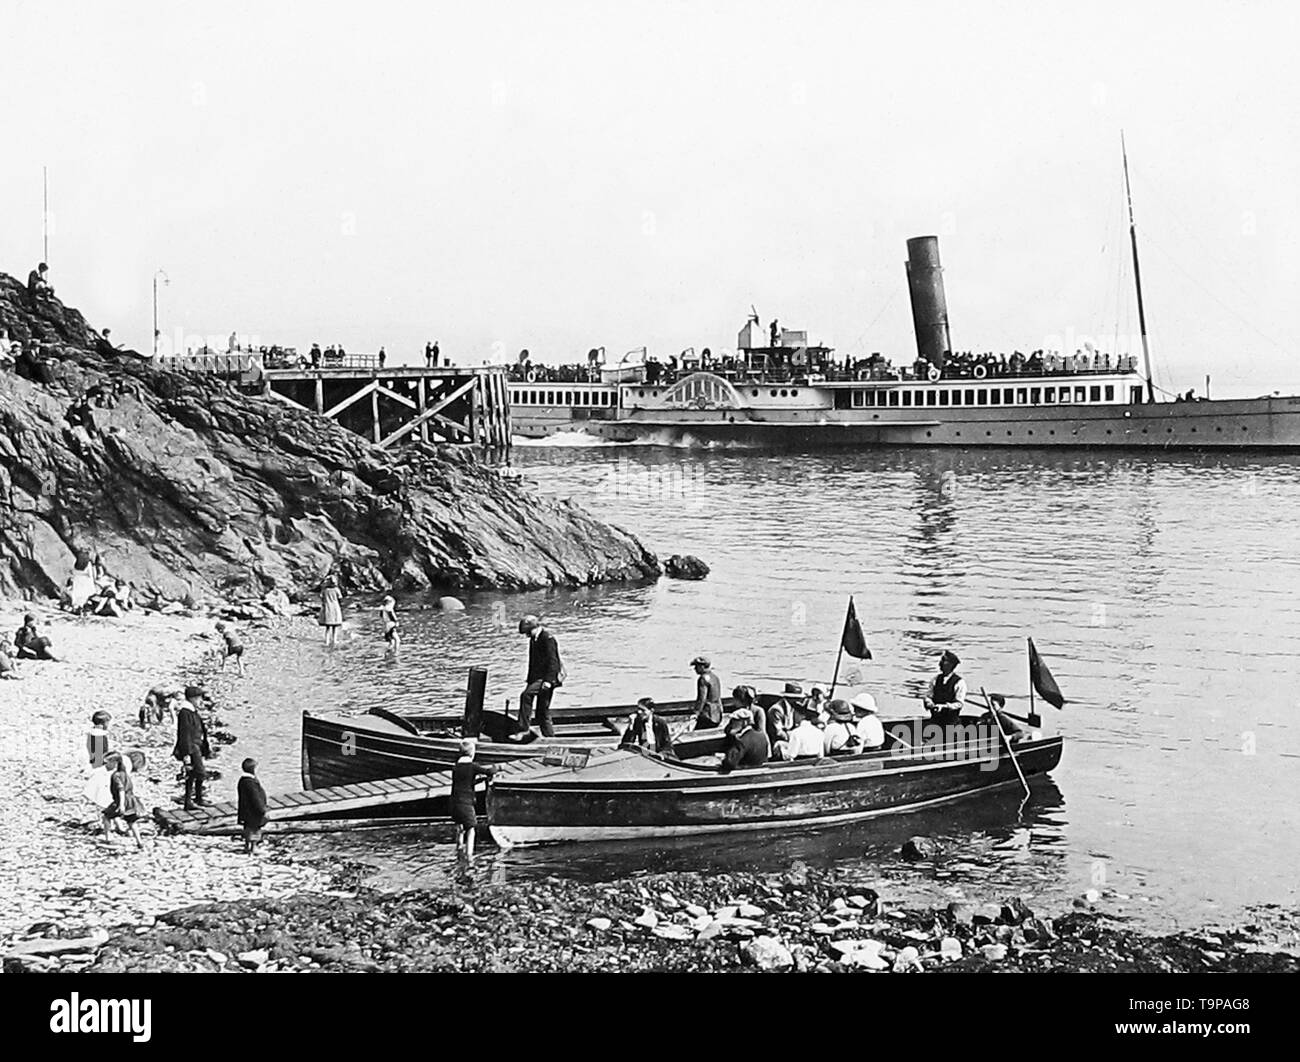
[217,446,1300,930]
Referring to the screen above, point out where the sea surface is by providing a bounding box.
[218,440,1300,930]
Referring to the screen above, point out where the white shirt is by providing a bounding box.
[783,720,824,759]
[823,721,856,755]
[855,714,885,750]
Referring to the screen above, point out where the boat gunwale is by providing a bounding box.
[490,733,1064,795]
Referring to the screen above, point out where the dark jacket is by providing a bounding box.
[719,727,771,774]
[620,715,675,756]
[526,629,562,685]
[14,623,36,653]
[173,705,211,760]
[237,775,268,828]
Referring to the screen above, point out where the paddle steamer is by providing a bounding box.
[509,149,1300,450]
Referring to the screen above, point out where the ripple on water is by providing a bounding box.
[222,448,1300,930]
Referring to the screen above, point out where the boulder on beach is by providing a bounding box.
[740,935,793,970]
[436,596,466,611]
[664,554,710,580]
[0,274,663,606]
[900,836,939,861]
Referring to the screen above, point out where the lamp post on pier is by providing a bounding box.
[152,269,169,358]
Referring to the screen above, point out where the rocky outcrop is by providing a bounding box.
[664,554,709,580]
[0,273,659,606]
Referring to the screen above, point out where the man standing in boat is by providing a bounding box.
[923,650,967,726]
[518,615,562,737]
[691,655,723,729]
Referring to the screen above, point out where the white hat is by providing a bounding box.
[850,692,878,715]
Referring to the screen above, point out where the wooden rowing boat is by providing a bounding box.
[300,695,739,789]
[486,719,1064,846]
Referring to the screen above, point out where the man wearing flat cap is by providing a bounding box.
[923,650,967,725]
[518,615,562,737]
[690,655,723,730]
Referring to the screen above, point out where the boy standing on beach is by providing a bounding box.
[174,686,212,810]
[215,621,246,676]
[237,758,268,855]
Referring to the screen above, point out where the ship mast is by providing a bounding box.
[1122,132,1156,403]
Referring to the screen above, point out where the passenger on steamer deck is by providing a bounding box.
[923,650,967,726]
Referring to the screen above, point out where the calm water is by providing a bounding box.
[215,442,1300,929]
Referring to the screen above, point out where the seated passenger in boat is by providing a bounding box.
[982,694,1028,743]
[764,697,790,752]
[718,708,770,773]
[850,693,885,750]
[773,700,824,760]
[620,697,675,756]
[823,699,860,754]
[805,684,828,724]
[731,685,765,742]
[923,650,966,725]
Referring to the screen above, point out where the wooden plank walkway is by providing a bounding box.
[154,771,460,835]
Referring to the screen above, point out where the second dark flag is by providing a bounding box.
[842,597,872,660]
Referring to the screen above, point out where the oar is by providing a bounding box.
[963,696,1035,727]
[981,686,1030,798]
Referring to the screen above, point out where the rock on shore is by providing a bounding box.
[0,274,659,607]
[79,868,1300,974]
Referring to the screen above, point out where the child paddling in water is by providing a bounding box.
[319,575,343,647]
[215,621,246,676]
[380,595,400,655]
[451,739,495,860]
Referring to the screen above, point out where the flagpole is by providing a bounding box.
[1027,637,1046,727]
[828,598,850,699]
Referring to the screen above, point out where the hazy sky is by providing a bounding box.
[3,0,1297,395]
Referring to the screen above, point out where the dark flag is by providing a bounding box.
[1028,638,1065,708]
[841,597,872,660]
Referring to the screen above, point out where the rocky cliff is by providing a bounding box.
[0,273,659,606]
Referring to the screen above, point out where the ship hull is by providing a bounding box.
[582,395,1300,450]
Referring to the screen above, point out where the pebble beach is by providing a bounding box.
[0,604,333,971]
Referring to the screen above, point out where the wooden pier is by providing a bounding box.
[262,366,511,453]
[155,353,512,453]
